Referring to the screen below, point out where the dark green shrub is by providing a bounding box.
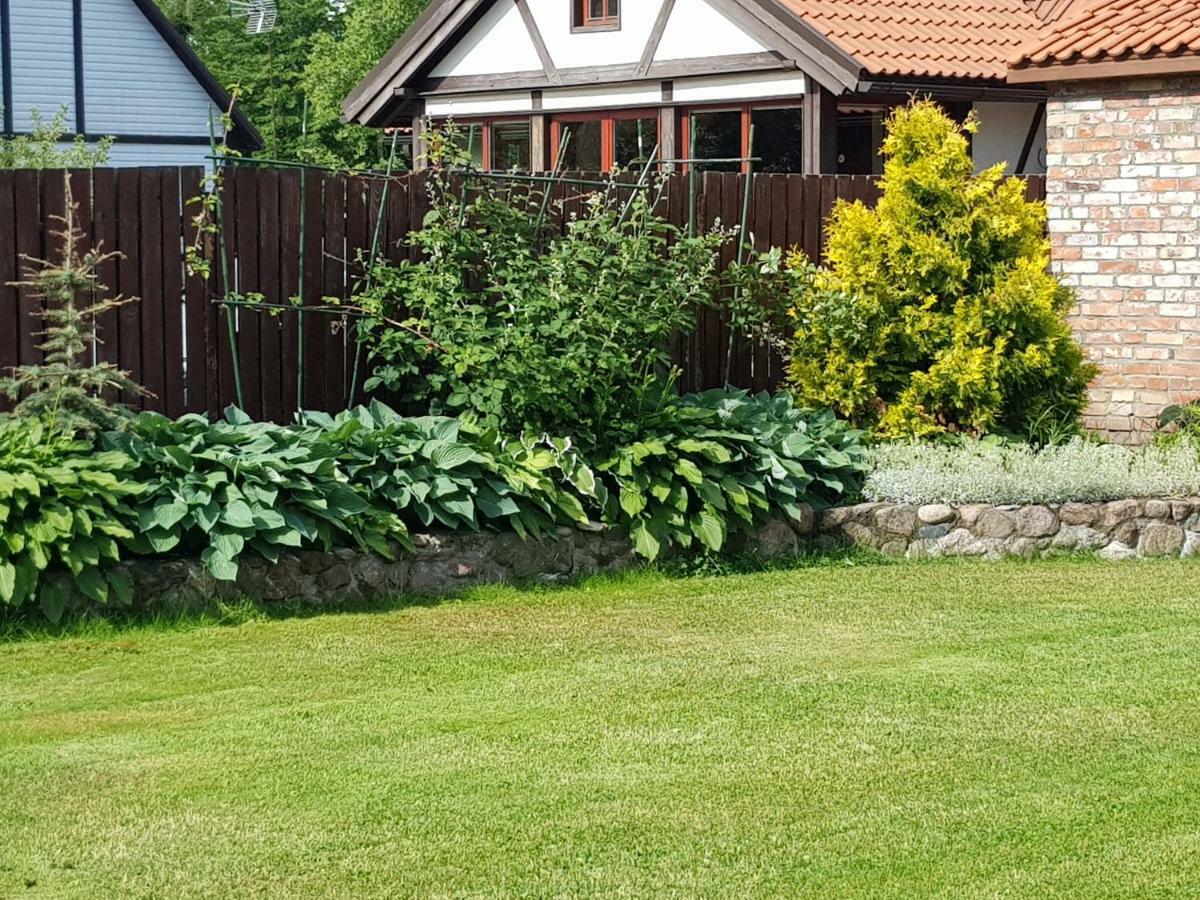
[0,420,140,621]
[350,130,775,450]
[787,100,1096,441]
[305,402,595,537]
[106,409,406,582]
[597,391,866,560]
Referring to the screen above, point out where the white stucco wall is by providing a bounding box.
[972,101,1046,175]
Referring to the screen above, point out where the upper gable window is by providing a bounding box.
[573,0,620,32]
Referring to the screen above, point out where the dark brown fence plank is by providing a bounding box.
[216,170,237,413]
[258,168,284,422]
[138,169,166,411]
[301,169,325,414]
[276,169,301,418]
[322,174,348,411]
[0,172,18,392]
[179,167,210,415]
[160,169,185,418]
[115,169,142,401]
[92,169,120,370]
[14,170,41,366]
[233,166,262,419]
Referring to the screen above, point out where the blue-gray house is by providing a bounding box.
[0,0,261,166]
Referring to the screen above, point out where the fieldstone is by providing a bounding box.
[488,532,574,579]
[1183,532,1200,559]
[1103,499,1141,528]
[880,540,908,557]
[1138,522,1185,557]
[974,508,1015,539]
[935,528,987,557]
[785,503,817,536]
[875,505,918,536]
[298,551,334,575]
[842,521,881,549]
[1113,520,1140,547]
[1053,525,1109,552]
[1017,505,1059,538]
[1171,501,1195,523]
[752,518,800,559]
[919,523,951,541]
[1145,499,1172,520]
[1099,542,1137,562]
[318,564,353,591]
[917,504,955,525]
[819,506,857,529]
[958,505,988,527]
[1059,502,1102,527]
[1008,537,1040,559]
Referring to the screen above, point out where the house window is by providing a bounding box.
[573,0,620,31]
[490,121,532,171]
[551,110,658,171]
[681,104,804,173]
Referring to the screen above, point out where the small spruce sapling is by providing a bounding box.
[1,182,148,436]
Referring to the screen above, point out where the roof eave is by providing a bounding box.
[1009,52,1200,83]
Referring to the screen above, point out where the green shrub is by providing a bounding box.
[351,129,774,450]
[598,391,866,560]
[305,402,594,537]
[0,420,140,621]
[106,409,407,582]
[787,100,1096,441]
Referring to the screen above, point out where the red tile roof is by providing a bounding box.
[778,0,1046,81]
[1013,0,1200,70]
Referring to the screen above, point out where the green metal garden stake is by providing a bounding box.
[346,129,402,410]
[210,110,245,410]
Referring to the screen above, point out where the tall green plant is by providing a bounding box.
[0,186,147,436]
[787,100,1096,441]
[351,130,773,449]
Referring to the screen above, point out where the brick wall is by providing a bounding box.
[1047,76,1200,439]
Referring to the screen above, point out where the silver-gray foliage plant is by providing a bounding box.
[865,438,1200,505]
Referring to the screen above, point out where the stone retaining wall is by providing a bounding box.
[813,499,1200,561]
[124,498,1199,612]
[125,528,635,613]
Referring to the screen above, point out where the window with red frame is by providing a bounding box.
[574,0,620,30]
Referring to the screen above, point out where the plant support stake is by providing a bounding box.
[210,109,245,410]
[346,128,402,410]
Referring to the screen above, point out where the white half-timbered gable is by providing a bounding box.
[0,0,261,167]
[345,0,1053,176]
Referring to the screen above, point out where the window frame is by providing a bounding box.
[432,117,534,172]
[678,101,804,174]
[573,0,620,33]
[549,108,659,172]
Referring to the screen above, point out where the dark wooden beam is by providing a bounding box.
[515,0,560,86]
[658,81,676,170]
[802,77,837,174]
[411,99,428,171]
[72,0,86,135]
[1016,102,1046,175]
[638,0,676,78]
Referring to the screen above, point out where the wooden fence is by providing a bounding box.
[0,167,1046,421]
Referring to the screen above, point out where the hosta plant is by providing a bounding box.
[305,402,595,537]
[0,420,141,621]
[599,391,866,561]
[105,409,406,582]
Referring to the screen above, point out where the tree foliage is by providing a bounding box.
[154,0,427,167]
[0,185,147,436]
[0,106,112,169]
[787,100,1096,442]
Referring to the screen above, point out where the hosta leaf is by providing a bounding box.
[691,508,726,553]
[201,546,240,582]
[630,521,661,561]
[221,499,255,529]
[140,497,189,532]
[106,568,135,608]
[428,442,478,471]
[75,566,108,604]
[619,485,646,517]
[674,459,704,485]
[0,562,15,603]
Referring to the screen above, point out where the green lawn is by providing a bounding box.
[4,559,1200,898]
